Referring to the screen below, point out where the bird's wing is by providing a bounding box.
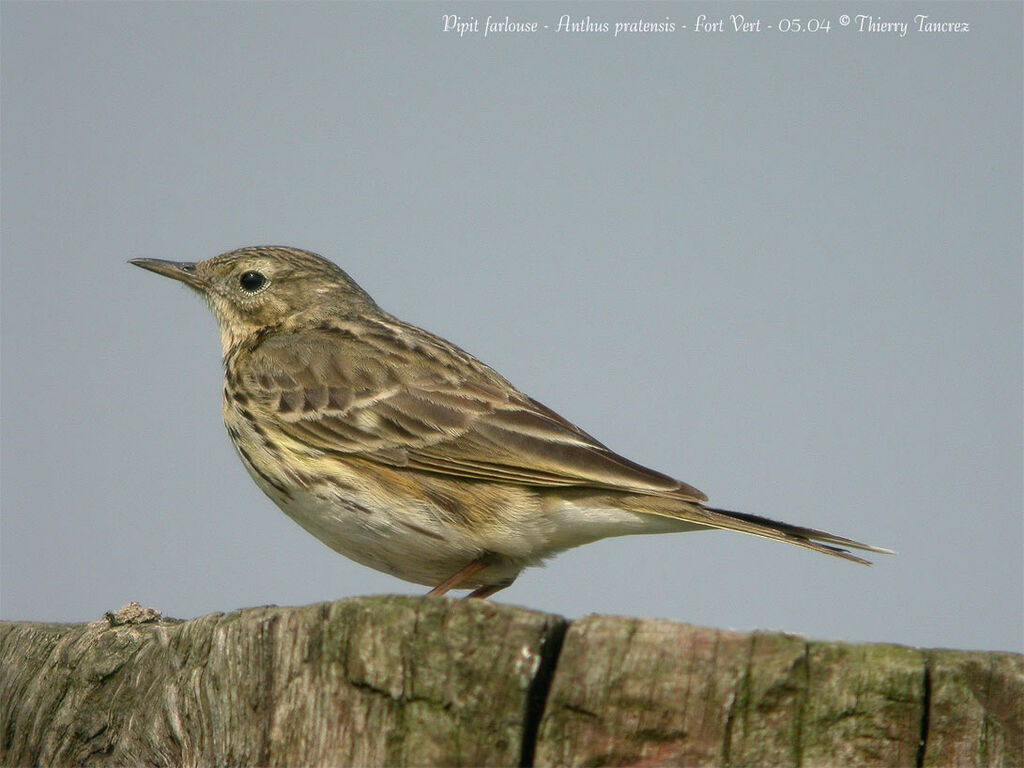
[235,326,708,501]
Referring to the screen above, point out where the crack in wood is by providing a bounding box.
[916,656,931,768]
[519,618,567,768]
[720,633,754,766]
[795,640,810,767]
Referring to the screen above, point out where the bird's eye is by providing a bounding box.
[239,271,267,293]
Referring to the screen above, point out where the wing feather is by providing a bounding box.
[235,326,708,501]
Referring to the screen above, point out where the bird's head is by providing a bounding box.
[131,246,378,353]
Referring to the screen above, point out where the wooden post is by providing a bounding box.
[1,597,1020,767]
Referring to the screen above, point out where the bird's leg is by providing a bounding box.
[426,558,489,597]
[465,581,512,600]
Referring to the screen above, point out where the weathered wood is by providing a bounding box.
[0,598,564,767]
[923,650,1024,767]
[535,617,1022,768]
[1,597,1020,767]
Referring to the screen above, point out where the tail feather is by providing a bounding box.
[643,502,893,565]
[704,506,893,565]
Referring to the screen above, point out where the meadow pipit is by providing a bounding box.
[131,246,889,598]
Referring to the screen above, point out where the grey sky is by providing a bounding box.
[2,1,1021,652]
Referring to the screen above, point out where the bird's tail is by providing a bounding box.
[638,499,894,565]
[702,506,894,564]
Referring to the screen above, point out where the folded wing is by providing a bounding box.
[236,326,708,501]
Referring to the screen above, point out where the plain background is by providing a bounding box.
[2,2,1021,653]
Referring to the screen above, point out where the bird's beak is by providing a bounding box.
[129,258,206,290]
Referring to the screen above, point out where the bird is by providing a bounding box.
[130,246,890,598]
